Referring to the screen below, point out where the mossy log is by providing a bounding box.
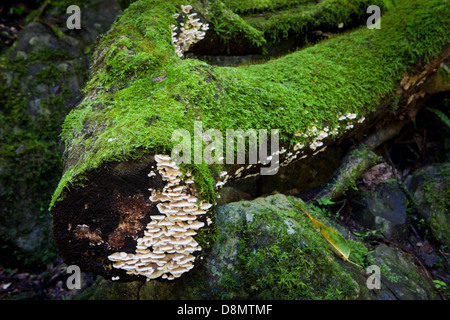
[50,0,449,282]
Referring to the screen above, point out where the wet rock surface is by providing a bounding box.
[353,180,408,239]
[405,163,450,247]
[368,244,439,300]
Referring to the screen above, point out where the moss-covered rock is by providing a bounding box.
[405,163,450,247]
[199,193,368,299]
[0,0,121,267]
[368,244,440,299]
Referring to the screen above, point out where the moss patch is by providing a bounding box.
[212,196,367,299]
[242,0,395,43]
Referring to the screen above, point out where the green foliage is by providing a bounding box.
[317,197,335,206]
[428,108,450,128]
[433,279,449,298]
[9,5,26,16]
[209,17,232,42]
[434,279,446,291]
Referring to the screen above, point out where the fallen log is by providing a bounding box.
[50,0,449,282]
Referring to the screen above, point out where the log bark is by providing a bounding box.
[50,0,450,281]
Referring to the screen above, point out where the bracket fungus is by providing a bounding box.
[108,154,212,281]
[172,5,209,57]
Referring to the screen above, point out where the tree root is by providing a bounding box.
[312,121,407,202]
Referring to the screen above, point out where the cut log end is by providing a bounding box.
[52,154,214,282]
[52,157,157,280]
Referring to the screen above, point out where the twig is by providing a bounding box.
[335,199,347,216]
[32,0,51,23]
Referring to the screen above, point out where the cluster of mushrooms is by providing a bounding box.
[108,154,212,281]
[171,5,209,57]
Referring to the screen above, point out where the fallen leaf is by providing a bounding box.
[362,162,395,189]
[295,204,362,268]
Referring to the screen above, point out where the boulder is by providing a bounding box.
[353,180,408,239]
[0,0,122,267]
[405,163,450,247]
[368,244,439,299]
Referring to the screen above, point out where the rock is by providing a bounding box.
[202,194,365,300]
[404,162,450,247]
[368,244,439,300]
[353,181,408,239]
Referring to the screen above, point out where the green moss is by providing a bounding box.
[214,196,367,299]
[204,1,266,47]
[51,0,449,209]
[367,244,439,299]
[329,146,381,198]
[243,0,394,43]
[420,165,450,245]
[223,0,317,14]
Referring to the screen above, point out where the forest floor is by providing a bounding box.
[0,1,33,54]
[0,255,72,300]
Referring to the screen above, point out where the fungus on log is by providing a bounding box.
[50,0,449,281]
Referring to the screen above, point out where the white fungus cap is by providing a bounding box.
[108,154,212,281]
